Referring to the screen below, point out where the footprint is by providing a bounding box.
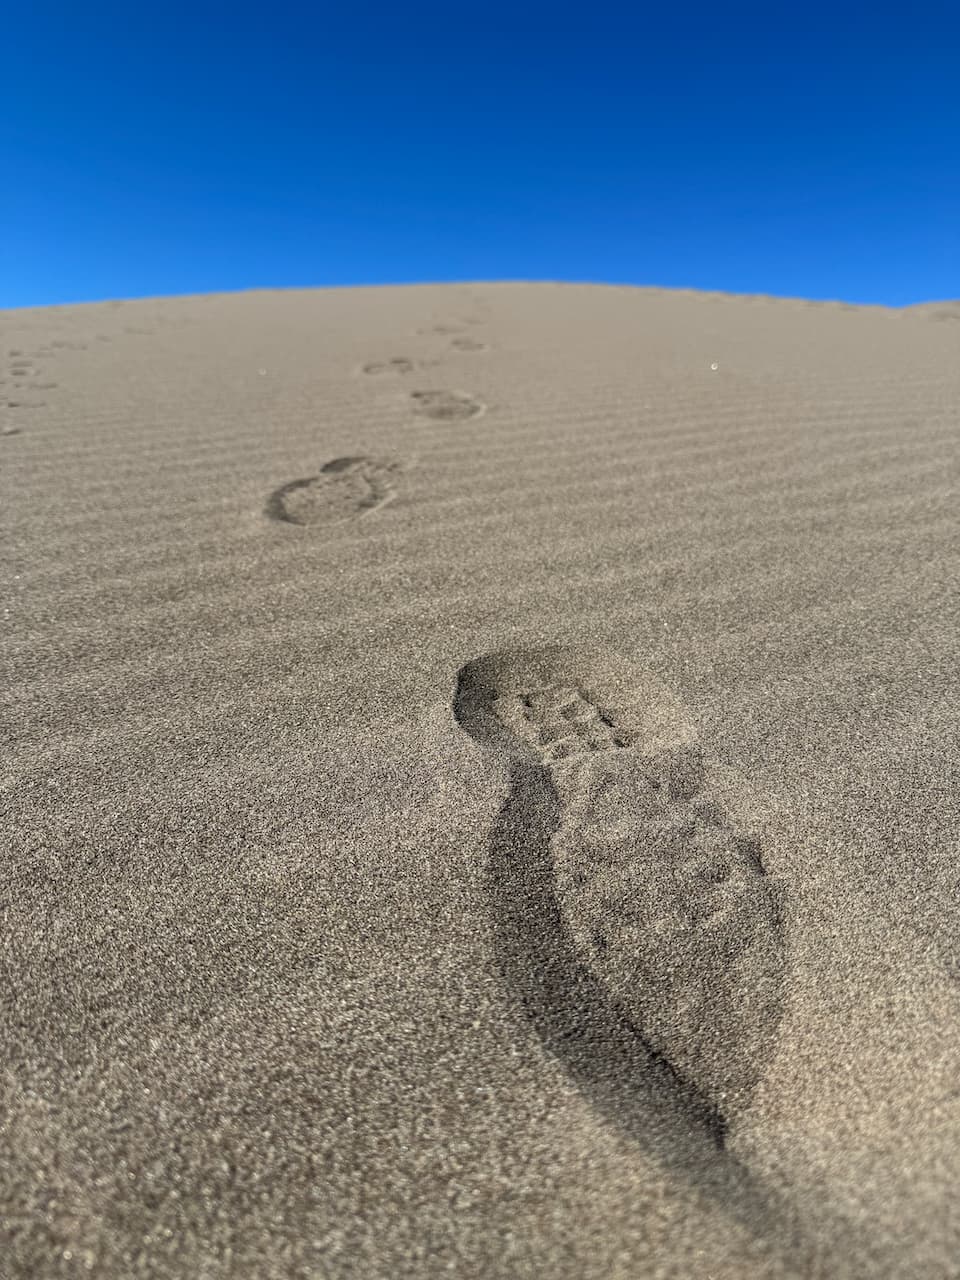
[409,389,485,422]
[360,358,416,377]
[265,456,407,526]
[419,324,465,335]
[453,646,785,1127]
[450,338,488,352]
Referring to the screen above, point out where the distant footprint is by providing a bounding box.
[450,338,488,352]
[360,357,416,377]
[418,324,466,336]
[266,455,407,526]
[453,646,785,1127]
[409,389,485,421]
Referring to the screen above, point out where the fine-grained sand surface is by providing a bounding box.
[3,283,960,1278]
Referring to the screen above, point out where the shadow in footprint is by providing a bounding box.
[482,762,882,1276]
[489,760,724,1143]
[453,647,884,1277]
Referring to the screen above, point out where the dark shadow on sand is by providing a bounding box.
[483,759,884,1279]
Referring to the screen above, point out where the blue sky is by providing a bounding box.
[3,2,957,308]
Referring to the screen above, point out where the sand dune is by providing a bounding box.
[3,283,960,1277]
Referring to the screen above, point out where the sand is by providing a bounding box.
[3,282,960,1278]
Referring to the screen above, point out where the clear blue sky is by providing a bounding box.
[3,2,957,308]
